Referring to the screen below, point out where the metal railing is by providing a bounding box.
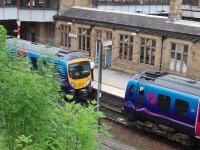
[0,0,58,9]
[0,0,16,7]
[19,0,58,9]
[97,0,199,6]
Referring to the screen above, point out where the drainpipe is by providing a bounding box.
[93,0,97,8]
[57,0,60,15]
[159,34,167,71]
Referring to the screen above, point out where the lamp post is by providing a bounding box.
[97,41,102,113]
[159,34,167,71]
[96,33,137,108]
[97,40,112,113]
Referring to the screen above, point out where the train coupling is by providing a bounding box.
[79,89,88,97]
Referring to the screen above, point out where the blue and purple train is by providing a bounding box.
[123,70,200,145]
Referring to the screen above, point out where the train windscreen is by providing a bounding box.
[68,61,90,79]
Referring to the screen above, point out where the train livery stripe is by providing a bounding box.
[137,108,194,129]
[128,101,195,129]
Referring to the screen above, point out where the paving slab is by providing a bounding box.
[91,81,125,98]
[92,68,133,97]
[93,68,132,90]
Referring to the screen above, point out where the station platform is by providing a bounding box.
[91,68,132,98]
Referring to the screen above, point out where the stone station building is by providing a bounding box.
[54,0,200,81]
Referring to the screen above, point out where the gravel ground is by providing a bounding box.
[100,119,188,150]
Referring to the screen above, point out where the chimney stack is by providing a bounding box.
[169,0,183,22]
[59,0,93,12]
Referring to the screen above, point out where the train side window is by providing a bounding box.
[174,99,188,116]
[139,86,144,103]
[157,94,171,112]
[128,85,134,97]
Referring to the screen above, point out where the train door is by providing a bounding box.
[123,80,138,112]
[95,40,102,62]
[105,46,112,66]
[125,80,138,102]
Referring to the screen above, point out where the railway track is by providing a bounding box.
[97,91,137,127]
[100,92,123,113]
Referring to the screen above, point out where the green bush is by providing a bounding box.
[0,25,108,150]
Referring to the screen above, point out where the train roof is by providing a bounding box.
[133,71,200,97]
[7,38,88,62]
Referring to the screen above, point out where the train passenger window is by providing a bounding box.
[139,86,144,103]
[174,99,188,116]
[157,94,171,112]
[128,85,134,97]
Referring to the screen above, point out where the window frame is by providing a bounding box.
[139,37,156,65]
[119,34,134,61]
[106,31,112,41]
[60,25,71,48]
[169,42,189,73]
[174,99,189,117]
[138,86,145,103]
[96,29,102,39]
[157,94,171,113]
[78,28,91,53]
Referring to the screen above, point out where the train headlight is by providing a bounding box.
[70,83,75,88]
[87,79,91,85]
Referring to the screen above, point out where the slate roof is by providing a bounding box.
[54,7,200,40]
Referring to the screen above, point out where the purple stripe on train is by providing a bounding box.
[127,101,195,129]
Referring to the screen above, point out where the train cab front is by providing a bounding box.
[68,59,92,98]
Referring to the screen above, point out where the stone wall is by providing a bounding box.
[55,20,200,80]
[59,0,92,12]
[161,38,192,77]
[187,43,200,80]
[169,0,183,22]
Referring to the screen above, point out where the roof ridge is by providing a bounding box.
[72,6,168,19]
[71,6,200,28]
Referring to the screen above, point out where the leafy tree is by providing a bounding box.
[0,25,108,150]
[0,26,61,149]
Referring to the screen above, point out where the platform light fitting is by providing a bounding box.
[131,32,137,36]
